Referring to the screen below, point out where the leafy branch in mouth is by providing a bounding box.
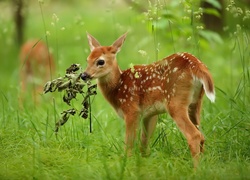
[43,64,97,134]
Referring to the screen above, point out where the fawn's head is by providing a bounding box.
[81,32,127,81]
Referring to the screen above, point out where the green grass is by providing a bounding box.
[0,0,250,179]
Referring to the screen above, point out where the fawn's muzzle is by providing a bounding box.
[81,72,91,81]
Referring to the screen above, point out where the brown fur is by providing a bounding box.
[83,33,215,168]
[19,40,55,104]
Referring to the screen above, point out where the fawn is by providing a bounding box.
[19,40,55,104]
[81,33,215,167]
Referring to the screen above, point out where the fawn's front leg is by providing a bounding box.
[141,115,158,156]
[124,112,140,156]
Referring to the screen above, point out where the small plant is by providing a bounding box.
[43,64,97,134]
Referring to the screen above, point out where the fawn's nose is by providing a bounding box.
[81,72,91,81]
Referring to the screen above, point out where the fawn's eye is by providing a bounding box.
[97,59,105,66]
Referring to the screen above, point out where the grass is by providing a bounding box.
[0,0,250,179]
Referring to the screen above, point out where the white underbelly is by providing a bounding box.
[115,100,167,120]
[141,101,167,118]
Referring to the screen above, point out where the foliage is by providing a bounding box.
[43,63,97,133]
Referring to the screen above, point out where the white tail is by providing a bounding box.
[82,33,215,167]
[19,40,55,104]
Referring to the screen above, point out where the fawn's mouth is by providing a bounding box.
[81,72,92,81]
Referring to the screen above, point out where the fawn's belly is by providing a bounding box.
[115,100,166,119]
[141,100,167,118]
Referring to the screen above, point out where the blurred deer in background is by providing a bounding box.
[19,40,55,104]
[81,33,215,167]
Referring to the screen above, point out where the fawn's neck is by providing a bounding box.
[97,61,121,107]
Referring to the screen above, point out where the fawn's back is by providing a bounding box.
[113,52,214,119]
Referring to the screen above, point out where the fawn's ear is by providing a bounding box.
[87,32,101,51]
[111,32,127,53]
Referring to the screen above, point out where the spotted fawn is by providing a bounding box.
[81,33,215,167]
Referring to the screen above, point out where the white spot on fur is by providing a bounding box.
[179,72,185,79]
[119,98,126,104]
[173,67,178,72]
[152,86,162,91]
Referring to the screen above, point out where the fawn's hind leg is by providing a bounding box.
[188,102,205,153]
[167,102,203,168]
[188,89,205,153]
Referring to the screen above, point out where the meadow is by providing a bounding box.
[0,0,250,179]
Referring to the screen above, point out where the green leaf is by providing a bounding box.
[205,0,222,9]
[199,30,223,44]
[203,8,221,17]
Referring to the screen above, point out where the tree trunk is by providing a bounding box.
[201,0,224,33]
[13,0,25,46]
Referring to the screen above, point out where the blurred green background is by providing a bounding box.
[0,0,250,179]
